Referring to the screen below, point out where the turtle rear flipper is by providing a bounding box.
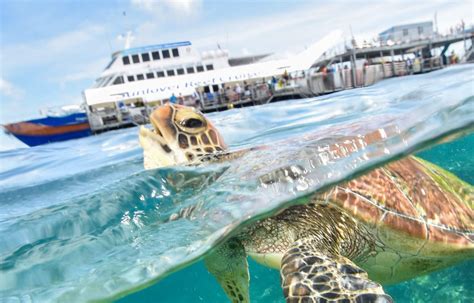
[204,238,250,303]
[281,239,393,303]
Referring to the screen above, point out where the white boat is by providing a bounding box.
[83,31,341,132]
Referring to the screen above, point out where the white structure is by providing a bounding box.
[91,41,231,89]
[83,32,341,131]
[379,22,434,43]
[84,41,235,130]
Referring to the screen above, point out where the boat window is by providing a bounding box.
[113,76,124,85]
[177,68,185,75]
[186,67,195,74]
[172,48,179,57]
[162,49,171,59]
[206,64,214,71]
[152,51,160,60]
[136,74,145,81]
[157,71,165,78]
[122,56,130,65]
[166,69,175,76]
[196,65,204,72]
[212,84,219,92]
[105,57,117,70]
[127,75,135,82]
[132,54,140,64]
[203,86,210,93]
[102,76,114,87]
[142,53,150,62]
[146,72,155,79]
[97,77,108,87]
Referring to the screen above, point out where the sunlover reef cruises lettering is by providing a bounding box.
[110,72,260,98]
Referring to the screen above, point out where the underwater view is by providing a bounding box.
[1,65,473,303]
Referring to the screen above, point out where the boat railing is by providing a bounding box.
[198,82,272,111]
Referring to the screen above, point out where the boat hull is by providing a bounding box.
[7,127,92,147]
[3,113,92,147]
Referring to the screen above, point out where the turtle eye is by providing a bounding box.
[174,108,207,134]
[182,118,204,128]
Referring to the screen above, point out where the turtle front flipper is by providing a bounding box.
[204,238,250,303]
[281,239,393,303]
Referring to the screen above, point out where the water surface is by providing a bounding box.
[0,65,473,302]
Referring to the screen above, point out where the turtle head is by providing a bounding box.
[139,104,226,169]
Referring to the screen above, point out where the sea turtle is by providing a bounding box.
[139,104,473,303]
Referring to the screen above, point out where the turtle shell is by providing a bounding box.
[321,156,474,248]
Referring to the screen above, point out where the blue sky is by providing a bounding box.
[0,0,472,149]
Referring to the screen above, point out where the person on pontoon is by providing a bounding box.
[169,93,177,104]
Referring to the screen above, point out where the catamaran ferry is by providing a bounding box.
[83,40,270,132]
[83,31,340,133]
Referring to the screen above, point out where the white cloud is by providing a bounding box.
[131,0,201,16]
[131,0,154,11]
[175,1,471,56]
[128,3,335,55]
[0,78,24,98]
[0,24,107,73]
[0,23,112,123]
[56,57,109,86]
[47,25,106,52]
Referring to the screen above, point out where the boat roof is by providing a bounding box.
[379,21,432,35]
[112,41,192,58]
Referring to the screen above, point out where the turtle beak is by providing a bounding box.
[140,109,169,147]
[139,110,177,169]
[139,126,176,169]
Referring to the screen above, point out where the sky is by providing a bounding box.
[0,0,472,149]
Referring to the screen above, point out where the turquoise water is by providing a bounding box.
[0,65,473,302]
[119,133,474,303]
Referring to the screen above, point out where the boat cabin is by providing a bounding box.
[92,41,230,89]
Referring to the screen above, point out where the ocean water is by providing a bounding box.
[0,65,473,302]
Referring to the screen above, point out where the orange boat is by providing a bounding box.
[3,112,92,147]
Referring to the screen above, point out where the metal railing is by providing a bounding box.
[198,84,272,111]
[307,57,444,95]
